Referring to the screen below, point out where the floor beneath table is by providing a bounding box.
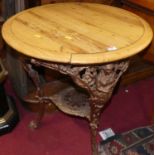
[0,77,153,155]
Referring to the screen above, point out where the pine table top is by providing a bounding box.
[2,3,153,64]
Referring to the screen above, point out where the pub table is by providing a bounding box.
[2,3,152,155]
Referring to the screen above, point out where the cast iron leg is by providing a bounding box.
[23,60,46,129]
[89,99,105,155]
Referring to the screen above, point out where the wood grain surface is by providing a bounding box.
[2,3,153,64]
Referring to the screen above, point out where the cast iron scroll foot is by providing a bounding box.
[28,98,52,129]
[29,100,46,129]
[90,125,98,155]
[29,120,38,129]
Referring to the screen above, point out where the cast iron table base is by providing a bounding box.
[23,58,129,155]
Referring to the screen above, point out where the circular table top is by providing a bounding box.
[2,3,153,64]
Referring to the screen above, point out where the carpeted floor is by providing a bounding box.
[0,77,153,155]
[99,125,154,155]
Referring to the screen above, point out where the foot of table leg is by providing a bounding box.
[29,120,39,129]
[29,100,46,129]
[90,124,98,155]
[89,99,104,155]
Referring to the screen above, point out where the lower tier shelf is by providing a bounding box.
[23,80,90,119]
[52,86,90,119]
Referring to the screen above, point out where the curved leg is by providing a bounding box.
[22,59,46,129]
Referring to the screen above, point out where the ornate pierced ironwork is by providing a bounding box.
[23,58,129,155]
